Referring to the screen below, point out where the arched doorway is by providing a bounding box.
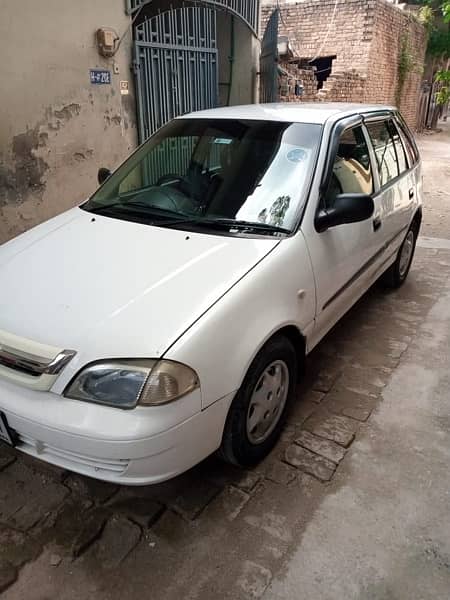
[127,0,259,35]
[130,1,281,142]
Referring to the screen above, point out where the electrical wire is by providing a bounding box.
[277,3,303,60]
[112,2,147,55]
[274,0,338,87]
[276,0,339,66]
[276,9,333,78]
[308,0,339,63]
[277,4,330,72]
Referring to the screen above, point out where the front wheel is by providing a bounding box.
[219,335,297,467]
[381,224,418,288]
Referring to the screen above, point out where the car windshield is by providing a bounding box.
[82,118,322,236]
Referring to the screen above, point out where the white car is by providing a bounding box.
[0,103,422,485]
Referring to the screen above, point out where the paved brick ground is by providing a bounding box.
[1,126,449,599]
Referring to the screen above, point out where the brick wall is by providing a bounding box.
[278,62,317,102]
[261,0,374,76]
[366,0,427,127]
[261,0,427,128]
[320,71,368,103]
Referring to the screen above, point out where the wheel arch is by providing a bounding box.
[411,206,422,234]
[238,324,307,389]
[272,325,307,374]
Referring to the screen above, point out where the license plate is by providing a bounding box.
[0,412,14,446]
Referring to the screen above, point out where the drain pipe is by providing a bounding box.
[226,15,235,106]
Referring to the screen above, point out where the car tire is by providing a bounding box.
[219,335,297,467]
[380,222,418,289]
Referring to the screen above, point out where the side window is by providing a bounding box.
[366,121,399,186]
[395,117,418,167]
[324,126,373,208]
[388,120,408,175]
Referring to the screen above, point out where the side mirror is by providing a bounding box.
[97,167,112,185]
[315,193,374,233]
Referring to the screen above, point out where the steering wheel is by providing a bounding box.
[156,173,184,186]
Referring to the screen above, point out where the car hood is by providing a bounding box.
[0,208,279,362]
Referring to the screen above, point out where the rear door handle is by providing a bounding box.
[373,216,382,232]
[409,188,414,199]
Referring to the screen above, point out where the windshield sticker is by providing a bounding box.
[213,138,233,145]
[287,148,307,163]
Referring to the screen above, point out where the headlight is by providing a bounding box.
[64,359,199,409]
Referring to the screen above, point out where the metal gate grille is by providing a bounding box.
[134,7,218,142]
[260,8,279,103]
[126,0,260,34]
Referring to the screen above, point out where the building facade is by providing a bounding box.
[1,0,427,244]
[0,1,137,244]
[0,0,262,244]
[261,0,427,129]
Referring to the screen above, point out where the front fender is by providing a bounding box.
[165,233,316,408]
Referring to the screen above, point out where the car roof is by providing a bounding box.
[179,103,396,125]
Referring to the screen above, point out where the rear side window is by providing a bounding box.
[389,120,408,175]
[395,117,419,166]
[324,125,373,208]
[366,121,399,186]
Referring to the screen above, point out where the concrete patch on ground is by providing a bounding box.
[237,561,272,598]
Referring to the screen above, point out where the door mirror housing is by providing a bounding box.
[315,193,374,233]
[98,167,112,185]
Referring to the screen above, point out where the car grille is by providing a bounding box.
[17,433,129,476]
[0,330,76,391]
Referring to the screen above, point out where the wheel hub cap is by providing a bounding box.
[246,360,289,444]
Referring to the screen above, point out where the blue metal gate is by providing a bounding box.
[133,6,218,142]
[260,8,279,104]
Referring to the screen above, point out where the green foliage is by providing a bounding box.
[418,1,450,57]
[436,87,450,104]
[442,1,450,22]
[435,68,450,82]
[435,68,450,104]
[428,28,450,55]
[418,5,435,30]
[397,35,416,105]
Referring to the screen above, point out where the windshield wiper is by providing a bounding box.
[205,218,290,234]
[85,201,192,220]
[85,203,290,235]
[160,217,290,235]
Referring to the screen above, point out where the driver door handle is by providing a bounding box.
[373,216,382,232]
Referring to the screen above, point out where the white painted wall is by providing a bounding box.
[0,0,137,243]
[217,12,260,107]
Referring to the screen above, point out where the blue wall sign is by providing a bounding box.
[90,69,111,85]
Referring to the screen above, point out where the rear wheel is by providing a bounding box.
[219,335,297,467]
[381,224,418,288]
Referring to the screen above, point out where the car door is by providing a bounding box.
[301,117,385,348]
[364,117,414,266]
[392,115,421,226]
[363,118,400,263]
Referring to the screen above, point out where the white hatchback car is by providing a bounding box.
[0,104,422,485]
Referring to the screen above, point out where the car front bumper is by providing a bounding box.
[0,378,234,485]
